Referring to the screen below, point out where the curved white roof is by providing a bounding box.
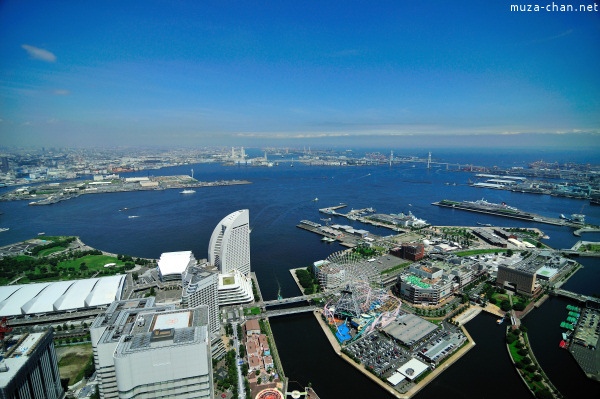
[54,278,100,311]
[85,275,125,307]
[158,251,194,277]
[0,275,126,317]
[21,281,75,314]
[0,283,50,317]
[0,286,22,303]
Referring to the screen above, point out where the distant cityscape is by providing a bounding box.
[0,151,599,399]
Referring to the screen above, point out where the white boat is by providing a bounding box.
[128,215,140,219]
[0,227,9,233]
[37,232,45,235]
[180,189,196,194]
[312,197,319,201]
[119,207,129,211]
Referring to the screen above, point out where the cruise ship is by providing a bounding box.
[464,198,518,211]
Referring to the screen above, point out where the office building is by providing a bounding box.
[496,252,545,296]
[0,330,63,399]
[113,307,213,399]
[181,266,219,334]
[91,298,213,399]
[208,209,251,275]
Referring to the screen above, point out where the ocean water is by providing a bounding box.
[1,149,599,397]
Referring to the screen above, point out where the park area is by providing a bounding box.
[56,343,94,385]
[0,236,135,284]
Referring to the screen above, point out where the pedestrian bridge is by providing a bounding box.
[245,306,318,319]
[554,289,600,309]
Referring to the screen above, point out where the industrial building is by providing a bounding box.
[157,251,196,281]
[0,275,126,317]
[208,209,251,275]
[90,298,214,399]
[0,330,63,399]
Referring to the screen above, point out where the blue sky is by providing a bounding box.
[0,0,599,147]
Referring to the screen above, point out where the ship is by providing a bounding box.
[180,189,196,194]
[477,222,493,227]
[496,318,504,325]
[128,215,140,219]
[0,227,8,233]
[465,198,518,211]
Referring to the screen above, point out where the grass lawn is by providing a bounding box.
[244,307,261,315]
[579,244,600,252]
[37,246,66,257]
[57,343,93,385]
[222,276,235,285]
[492,293,508,303]
[58,255,125,273]
[454,249,509,256]
[381,262,411,275]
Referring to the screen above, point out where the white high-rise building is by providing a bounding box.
[90,298,214,399]
[208,209,251,275]
[182,266,219,335]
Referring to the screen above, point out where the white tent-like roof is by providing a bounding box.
[0,276,126,317]
[157,251,194,278]
[21,281,75,314]
[85,275,125,307]
[0,283,50,316]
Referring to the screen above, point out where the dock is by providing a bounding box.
[318,204,347,214]
[432,201,576,227]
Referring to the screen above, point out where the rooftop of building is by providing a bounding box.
[158,251,195,277]
[0,331,51,387]
[382,313,438,346]
[114,306,209,356]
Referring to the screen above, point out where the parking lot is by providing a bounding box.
[345,333,409,376]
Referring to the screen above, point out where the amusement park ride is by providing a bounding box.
[320,251,403,342]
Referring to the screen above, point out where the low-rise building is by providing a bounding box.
[394,274,453,306]
[382,313,439,349]
[217,269,254,306]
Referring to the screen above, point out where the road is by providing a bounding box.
[232,322,246,399]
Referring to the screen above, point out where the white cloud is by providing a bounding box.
[21,44,56,62]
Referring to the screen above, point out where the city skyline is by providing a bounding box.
[1,1,599,148]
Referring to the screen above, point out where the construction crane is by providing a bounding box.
[0,317,12,351]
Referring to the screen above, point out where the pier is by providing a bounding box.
[432,201,576,227]
[318,204,347,214]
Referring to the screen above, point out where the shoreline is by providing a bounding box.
[313,309,476,399]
